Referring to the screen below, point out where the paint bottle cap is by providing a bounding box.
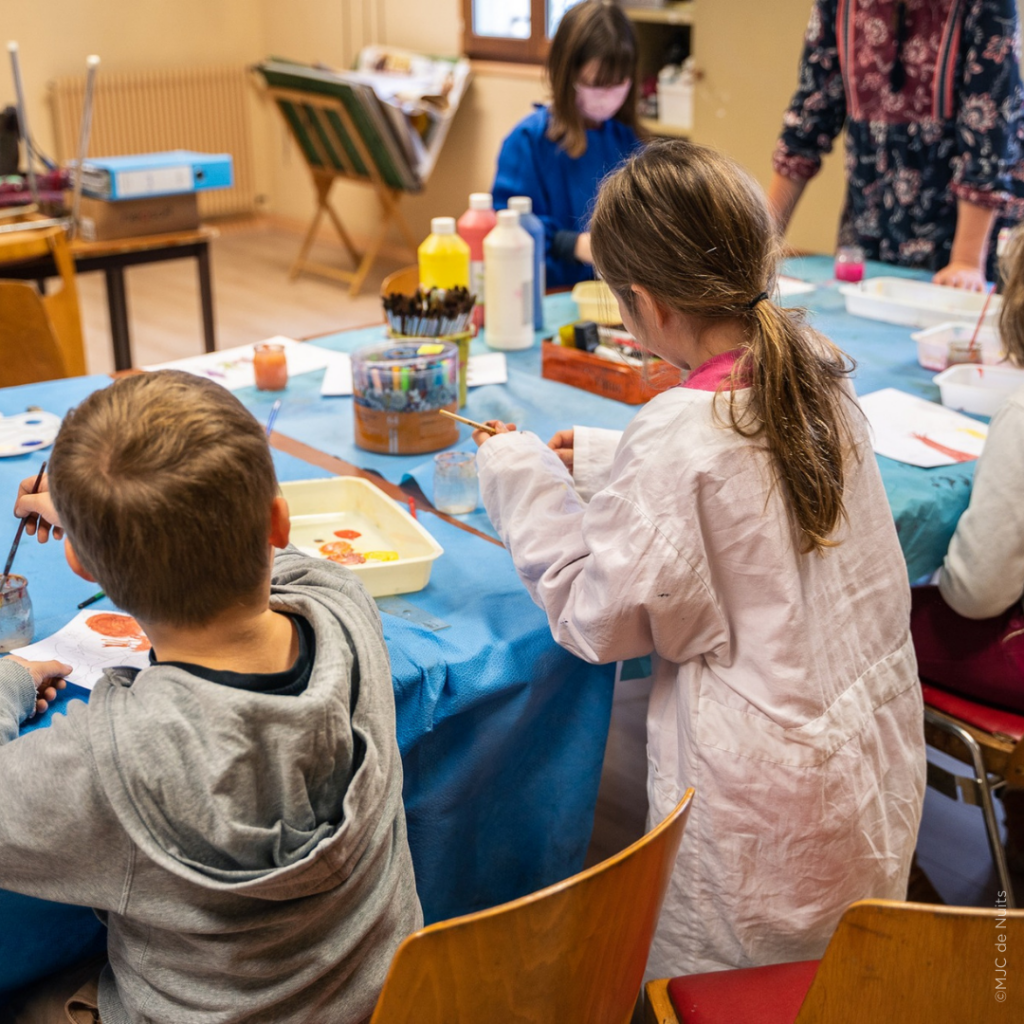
[497,209,520,228]
[508,196,533,215]
[469,193,493,211]
[431,217,457,235]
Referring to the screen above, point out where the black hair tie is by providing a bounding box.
[747,291,770,310]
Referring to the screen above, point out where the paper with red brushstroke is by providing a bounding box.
[859,388,988,467]
[10,610,150,691]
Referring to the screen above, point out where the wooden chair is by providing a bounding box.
[369,790,694,1024]
[645,898,1024,1023]
[0,222,86,385]
[921,682,1024,907]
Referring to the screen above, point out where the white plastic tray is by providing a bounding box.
[281,477,443,597]
[933,363,1024,417]
[910,322,1004,371]
[840,277,1002,328]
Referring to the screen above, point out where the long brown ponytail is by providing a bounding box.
[590,140,856,553]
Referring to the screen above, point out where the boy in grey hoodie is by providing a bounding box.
[0,371,421,1023]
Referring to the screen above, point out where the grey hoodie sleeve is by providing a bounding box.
[0,658,37,744]
[939,394,1024,619]
[0,696,133,909]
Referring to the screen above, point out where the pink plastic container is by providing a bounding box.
[458,193,497,328]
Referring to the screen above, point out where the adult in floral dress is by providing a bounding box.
[768,0,1024,289]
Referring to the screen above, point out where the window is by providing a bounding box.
[462,0,586,63]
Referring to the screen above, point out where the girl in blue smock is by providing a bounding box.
[492,0,643,289]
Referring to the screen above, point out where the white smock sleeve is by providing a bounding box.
[572,426,623,502]
[477,430,723,665]
[939,394,1024,619]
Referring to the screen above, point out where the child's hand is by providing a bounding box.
[548,429,575,472]
[472,420,517,447]
[14,473,63,543]
[6,655,71,715]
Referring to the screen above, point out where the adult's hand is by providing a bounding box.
[932,261,987,292]
[574,233,593,264]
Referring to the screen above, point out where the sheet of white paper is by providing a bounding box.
[146,337,344,391]
[11,610,151,691]
[859,388,988,467]
[320,354,354,396]
[777,276,817,297]
[466,352,508,387]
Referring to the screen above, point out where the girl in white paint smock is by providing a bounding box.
[471,141,926,976]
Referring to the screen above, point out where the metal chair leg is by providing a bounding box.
[925,708,1017,907]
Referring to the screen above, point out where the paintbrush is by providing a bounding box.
[439,409,497,435]
[1,461,47,594]
[265,399,282,437]
[968,283,997,359]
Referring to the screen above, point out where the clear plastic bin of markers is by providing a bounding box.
[352,340,460,455]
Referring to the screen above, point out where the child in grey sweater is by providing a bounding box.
[0,371,421,1023]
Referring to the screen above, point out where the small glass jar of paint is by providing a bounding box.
[834,245,866,283]
[0,574,34,653]
[254,343,288,391]
[433,451,479,514]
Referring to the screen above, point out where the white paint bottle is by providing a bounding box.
[483,209,534,351]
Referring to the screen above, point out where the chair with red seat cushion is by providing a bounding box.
[645,899,1024,1023]
[921,681,1024,906]
[652,960,818,1024]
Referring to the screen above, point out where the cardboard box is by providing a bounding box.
[78,192,199,242]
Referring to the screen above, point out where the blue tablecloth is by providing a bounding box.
[245,263,974,578]
[0,256,978,991]
[0,374,614,993]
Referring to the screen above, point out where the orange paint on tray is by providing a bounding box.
[334,529,362,539]
[319,541,353,558]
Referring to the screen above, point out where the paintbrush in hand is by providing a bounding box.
[438,409,497,435]
[1,461,47,593]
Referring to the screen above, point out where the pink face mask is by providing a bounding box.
[575,79,632,123]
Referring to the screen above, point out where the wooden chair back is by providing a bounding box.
[370,790,694,1024]
[0,223,86,382]
[0,281,71,386]
[794,899,1024,1021]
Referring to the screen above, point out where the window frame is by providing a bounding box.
[461,0,552,64]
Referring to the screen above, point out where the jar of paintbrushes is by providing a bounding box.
[383,285,476,408]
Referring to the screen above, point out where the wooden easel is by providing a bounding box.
[264,85,419,297]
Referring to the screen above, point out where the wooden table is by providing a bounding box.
[1,226,218,371]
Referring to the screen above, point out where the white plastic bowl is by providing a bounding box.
[840,277,1002,328]
[933,363,1024,417]
[281,476,443,597]
[910,322,1004,371]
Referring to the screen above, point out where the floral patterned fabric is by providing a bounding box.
[775,0,1024,275]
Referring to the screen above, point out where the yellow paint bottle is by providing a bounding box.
[418,217,470,291]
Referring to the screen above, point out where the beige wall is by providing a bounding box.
[3,0,844,255]
[691,1,846,255]
[2,0,265,157]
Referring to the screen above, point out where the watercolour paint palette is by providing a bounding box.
[0,411,62,458]
[280,477,443,597]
